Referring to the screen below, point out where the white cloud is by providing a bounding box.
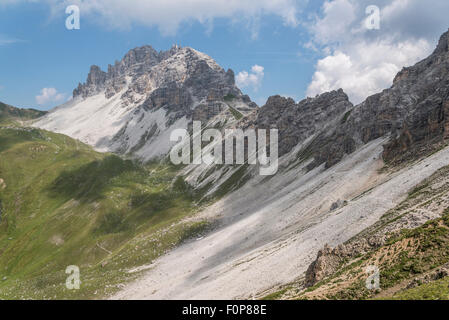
[36,87,66,105]
[8,0,303,36]
[306,0,449,104]
[307,39,431,104]
[236,65,265,91]
[309,0,357,45]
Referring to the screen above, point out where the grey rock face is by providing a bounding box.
[344,29,448,167]
[242,89,353,157]
[73,45,251,119]
[291,29,449,169]
[380,30,449,164]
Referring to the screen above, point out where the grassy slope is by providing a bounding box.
[222,95,243,120]
[391,276,449,300]
[0,102,46,125]
[298,214,449,300]
[0,124,208,299]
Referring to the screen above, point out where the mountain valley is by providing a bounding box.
[1,29,449,300]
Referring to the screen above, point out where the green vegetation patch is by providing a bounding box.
[0,125,203,299]
[341,110,352,124]
[228,106,243,120]
[223,94,236,102]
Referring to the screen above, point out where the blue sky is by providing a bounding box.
[0,0,448,110]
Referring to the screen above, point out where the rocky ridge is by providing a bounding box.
[247,89,353,157]
[74,44,257,122]
[34,45,256,160]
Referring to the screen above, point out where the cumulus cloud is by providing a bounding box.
[307,39,431,104]
[236,65,265,91]
[306,0,449,104]
[7,0,303,36]
[36,87,66,106]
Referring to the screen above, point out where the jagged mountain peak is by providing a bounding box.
[73,44,236,100]
[36,45,256,162]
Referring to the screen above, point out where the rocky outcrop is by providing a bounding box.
[73,46,159,98]
[304,244,343,287]
[73,65,107,98]
[305,236,385,287]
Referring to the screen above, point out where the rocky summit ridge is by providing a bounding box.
[34,45,256,160]
[73,45,243,103]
